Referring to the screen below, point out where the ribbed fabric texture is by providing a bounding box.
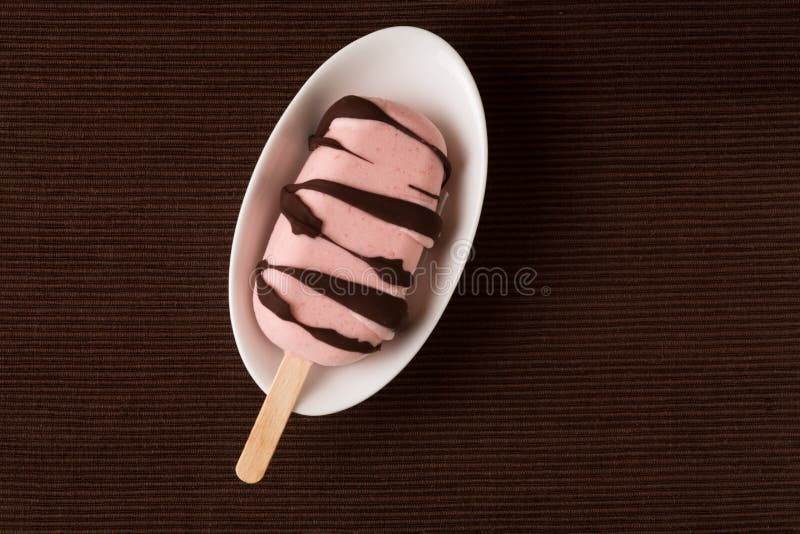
[1,2,798,531]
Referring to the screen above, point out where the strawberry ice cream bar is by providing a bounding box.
[253,96,450,366]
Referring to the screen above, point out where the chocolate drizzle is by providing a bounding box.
[308,134,372,163]
[260,260,407,329]
[254,263,379,353]
[408,184,440,200]
[314,95,451,185]
[321,236,413,288]
[280,185,413,287]
[285,179,442,240]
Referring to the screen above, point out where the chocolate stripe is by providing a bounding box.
[314,95,452,185]
[261,260,407,329]
[308,134,372,163]
[286,179,442,241]
[254,264,379,354]
[408,184,440,200]
[280,187,414,287]
[320,236,413,288]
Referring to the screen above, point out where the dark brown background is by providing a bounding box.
[2,1,799,531]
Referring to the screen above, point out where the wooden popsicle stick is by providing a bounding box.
[236,353,312,483]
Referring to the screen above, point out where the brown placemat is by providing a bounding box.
[2,2,799,531]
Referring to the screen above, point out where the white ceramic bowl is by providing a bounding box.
[229,26,488,415]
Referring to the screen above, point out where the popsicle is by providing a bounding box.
[236,96,450,483]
